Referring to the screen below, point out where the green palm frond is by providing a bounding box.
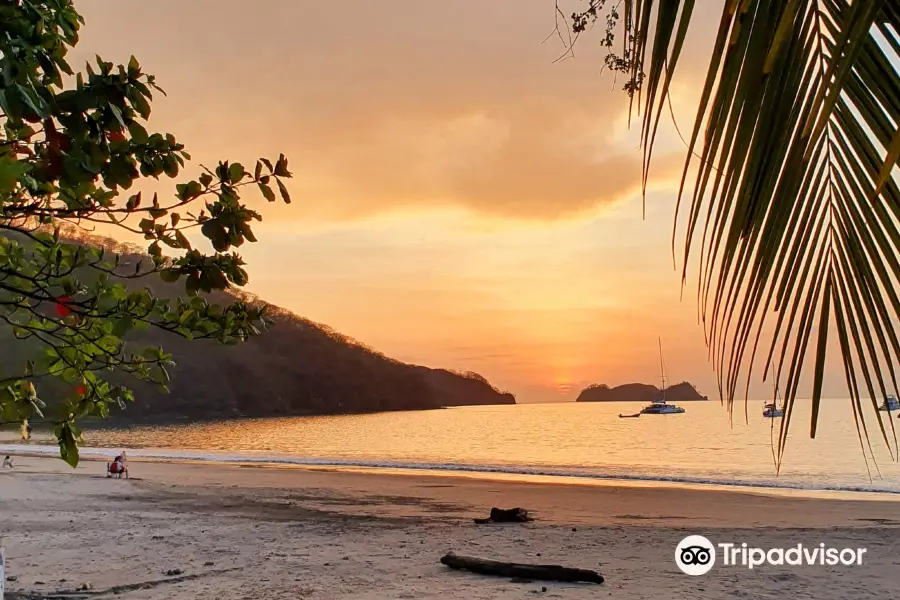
[571,0,900,463]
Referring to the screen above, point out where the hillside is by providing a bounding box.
[411,367,516,407]
[576,381,708,403]
[0,233,515,422]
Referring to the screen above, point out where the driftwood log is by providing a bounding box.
[440,552,604,584]
[473,507,533,524]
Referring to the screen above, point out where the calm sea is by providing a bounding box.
[4,401,900,495]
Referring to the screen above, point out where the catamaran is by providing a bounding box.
[763,403,784,418]
[878,394,899,412]
[639,338,686,415]
[763,386,785,418]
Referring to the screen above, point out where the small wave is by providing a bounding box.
[2,443,898,496]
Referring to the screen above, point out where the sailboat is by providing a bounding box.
[763,403,784,418]
[763,384,785,418]
[639,338,686,415]
[877,394,899,412]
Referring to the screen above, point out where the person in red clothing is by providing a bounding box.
[107,451,129,479]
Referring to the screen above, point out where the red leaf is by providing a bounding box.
[55,296,72,318]
[75,384,88,397]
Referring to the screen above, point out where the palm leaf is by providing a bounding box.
[572,0,900,463]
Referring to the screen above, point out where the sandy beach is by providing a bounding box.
[1,456,899,599]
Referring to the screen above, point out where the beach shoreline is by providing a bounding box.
[4,443,899,503]
[1,455,899,599]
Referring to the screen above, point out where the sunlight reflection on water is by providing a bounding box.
[11,401,900,494]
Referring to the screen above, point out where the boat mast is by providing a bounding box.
[658,337,667,402]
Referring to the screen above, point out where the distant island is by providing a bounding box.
[576,382,708,403]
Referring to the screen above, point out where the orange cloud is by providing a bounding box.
[71,0,704,223]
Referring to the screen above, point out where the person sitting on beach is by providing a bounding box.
[107,453,128,479]
[2,455,13,468]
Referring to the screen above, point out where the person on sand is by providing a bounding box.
[2,455,13,468]
[107,452,128,479]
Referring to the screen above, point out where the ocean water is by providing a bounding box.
[4,401,900,495]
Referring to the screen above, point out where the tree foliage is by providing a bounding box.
[0,0,292,465]
[565,1,900,463]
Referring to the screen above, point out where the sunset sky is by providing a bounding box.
[71,0,850,403]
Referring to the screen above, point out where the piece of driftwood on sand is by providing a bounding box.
[440,552,604,584]
[473,507,533,524]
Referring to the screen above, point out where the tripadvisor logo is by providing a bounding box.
[676,535,716,575]
[675,535,867,575]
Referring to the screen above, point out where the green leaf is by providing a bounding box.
[162,155,179,178]
[258,182,276,202]
[17,83,44,119]
[274,153,291,177]
[228,162,245,183]
[276,179,291,204]
[870,127,900,201]
[201,220,229,252]
[174,230,192,250]
[159,268,181,283]
[109,102,126,131]
[810,282,830,440]
[185,273,201,296]
[186,181,203,199]
[232,267,249,286]
[98,335,121,353]
[57,422,80,468]
[128,121,149,143]
[132,91,151,119]
[0,156,31,196]
[112,315,134,337]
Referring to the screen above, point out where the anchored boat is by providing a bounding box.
[763,403,784,418]
[638,338,686,415]
[878,394,899,412]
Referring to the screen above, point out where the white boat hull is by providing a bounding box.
[640,405,686,415]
